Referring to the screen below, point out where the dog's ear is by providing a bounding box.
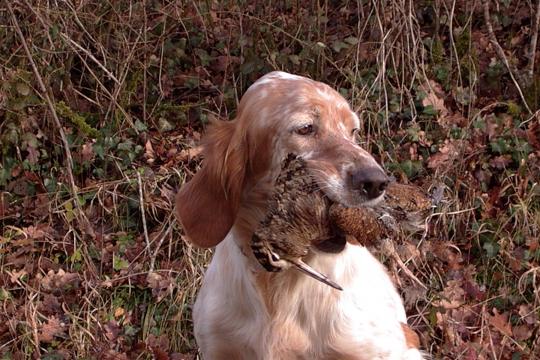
[175,119,248,248]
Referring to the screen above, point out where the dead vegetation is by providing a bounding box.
[0,1,539,359]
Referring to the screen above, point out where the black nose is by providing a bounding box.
[350,167,389,199]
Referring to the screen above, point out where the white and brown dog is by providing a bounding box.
[176,72,424,360]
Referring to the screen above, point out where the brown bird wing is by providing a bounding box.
[384,183,432,212]
[255,155,331,258]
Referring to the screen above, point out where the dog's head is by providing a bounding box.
[176,72,388,248]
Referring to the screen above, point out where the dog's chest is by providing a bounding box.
[256,244,408,358]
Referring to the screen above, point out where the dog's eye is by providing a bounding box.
[295,124,315,136]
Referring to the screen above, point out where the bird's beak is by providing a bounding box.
[290,259,343,291]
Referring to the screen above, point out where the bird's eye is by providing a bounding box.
[295,124,315,136]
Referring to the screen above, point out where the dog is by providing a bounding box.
[175,71,425,359]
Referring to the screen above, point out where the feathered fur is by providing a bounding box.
[175,71,426,359]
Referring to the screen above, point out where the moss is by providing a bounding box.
[55,101,99,138]
[506,101,522,117]
[524,73,540,111]
[455,28,471,59]
[431,36,445,65]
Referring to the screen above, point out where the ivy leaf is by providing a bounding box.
[113,255,129,271]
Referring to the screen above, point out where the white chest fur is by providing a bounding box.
[192,233,424,360]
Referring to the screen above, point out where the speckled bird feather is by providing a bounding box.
[251,153,435,290]
[251,154,331,272]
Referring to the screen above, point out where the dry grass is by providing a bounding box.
[1,1,539,359]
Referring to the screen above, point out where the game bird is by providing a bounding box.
[251,153,434,290]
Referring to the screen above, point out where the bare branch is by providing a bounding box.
[6,2,94,236]
[482,0,532,114]
[528,0,540,80]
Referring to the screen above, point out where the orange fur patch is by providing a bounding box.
[401,322,420,349]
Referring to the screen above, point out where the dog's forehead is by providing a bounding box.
[250,71,306,87]
[245,72,359,128]
[248,71,338,97]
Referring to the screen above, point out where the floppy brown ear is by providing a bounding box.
[175,120,247,248]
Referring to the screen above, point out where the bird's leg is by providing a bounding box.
[288,258,343,291]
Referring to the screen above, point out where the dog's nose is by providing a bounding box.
[350,167,389,199]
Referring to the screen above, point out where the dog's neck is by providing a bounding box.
[234,173,275,246]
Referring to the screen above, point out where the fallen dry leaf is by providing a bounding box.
[39,316,66,343]
[439,113,468,128]
[488,308,512,337]
[518,304,538,325]
[170,353,195,360]
[420,80,448,119]
[512,324,532,341]
[38,294,62,316]
[428,140,463,169]
[104,320,121,341]
[81,142,95,163]
[489,155,511,169]
[114,307,125,318]
[41,269,80,292]
[23,224,52,240]
[26,145,39,164]
[102,349,129,360]
[178,145,203,162]
[147,272,174,301]
[434,279,465,310]
[144,139,156,164]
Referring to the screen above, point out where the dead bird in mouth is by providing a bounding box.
[251,153,435,290]
[251,154,342,290]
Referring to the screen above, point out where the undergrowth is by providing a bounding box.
[0,1,539,359]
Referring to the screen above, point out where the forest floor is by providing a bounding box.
[1,1,539,359]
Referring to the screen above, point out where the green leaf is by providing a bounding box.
[422,105,438,116]
[113,255,129,271]
[15,82,30,96]
[71,249,82,263]
[158,117,174,132]
[506,101,521,116]
[194,48,212,66]
[400,160,423,179]
[93,143,105,159]
[288,55,300,65]
[490,138,508,154]
[64,201,74,222]
[49,24,59,39]
[134,119,148,132]
[483,241,500,258]
[511,352,522,360]
[435,66,449,83]
[331,40,349,53]
[344,36,358,45]
[117,141,134,152]
[0,288,11,301]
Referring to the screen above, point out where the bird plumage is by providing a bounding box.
[330,182,433,245]
[251,153,435,290]
[251,154,342,289]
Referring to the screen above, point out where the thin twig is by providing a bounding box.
[7,2,93,235]
[482,0,532,114]
[59,34,121,86]
[382,238,428,290]
[150,222,173,273]
[136,170,152,264]
[528,0,540,80]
